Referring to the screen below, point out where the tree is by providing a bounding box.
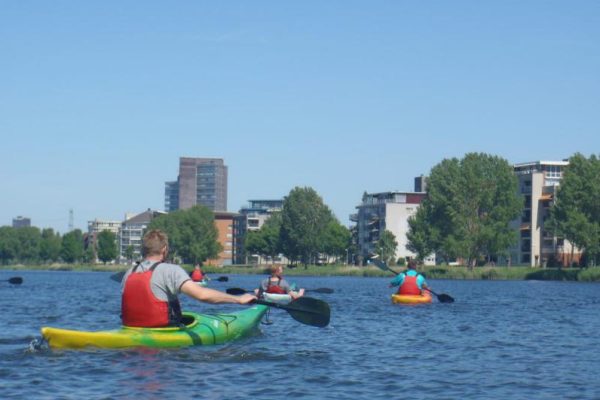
[83,245,96,264]
[147,205,221,264]
[97,230,118,264]
[548,153,600,267]
[39,228,62,263]
[0,226,19,265]
[245,212,282,264]
[124,245,135,263]
[320,220,352,263]
[280,187,334,265]
[407,153,522,268]
[375,230,398,266]
[14,226,41,264]
[61,229,84,263]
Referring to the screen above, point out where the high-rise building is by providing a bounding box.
[12,216,31,228]
[164,180,179,212]
[164,157,228,212]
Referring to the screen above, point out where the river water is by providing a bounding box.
[1,270,599,399]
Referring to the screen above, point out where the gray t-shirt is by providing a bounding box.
[121,260,191,302]
[260,277,292,293]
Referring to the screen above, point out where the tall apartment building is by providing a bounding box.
[164,157,228,212]
[509,160,578,267]
[235,199,284,264]
[12,216,31,228]
[119,209,166,262]
[352,189,435,266]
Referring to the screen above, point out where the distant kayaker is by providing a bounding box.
[255,264,305,300]
[389,260,430,295]
[190,264,205,282]
[121,229,256,328]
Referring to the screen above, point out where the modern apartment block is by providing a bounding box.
[12,216,31,228]
[509,160,578,267]
[235,199,284,264]
[164,157,228,212]
[352,189,435,266]
[119,209,166,262]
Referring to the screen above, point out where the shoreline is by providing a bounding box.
[2,264,599,282]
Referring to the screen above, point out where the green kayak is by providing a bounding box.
[41,305,268,350]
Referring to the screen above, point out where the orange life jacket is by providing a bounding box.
[398,274,422,295]
[121,262,182,327]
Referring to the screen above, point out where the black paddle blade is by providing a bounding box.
[216,276,229,282]
[8,277,23,284]
[226,288,248,295]
[436,293,454,303]
[257,297,330,328]
[110,271,126,283]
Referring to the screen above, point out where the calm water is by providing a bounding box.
[1,270,599,399]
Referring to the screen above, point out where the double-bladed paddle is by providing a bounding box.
[254,297,331,328]
[3,277,23,285]
[371,258,455,303]
[226,287,334,295]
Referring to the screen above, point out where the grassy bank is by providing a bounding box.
[2,264,600,282]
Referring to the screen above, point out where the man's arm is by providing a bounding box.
[180,281,255,304]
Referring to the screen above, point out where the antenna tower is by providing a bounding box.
[68,208,74,232]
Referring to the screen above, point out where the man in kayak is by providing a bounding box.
[121,229,256,328]
[255,264,305,300]
[389,260,430,295]
[190,264,205,282]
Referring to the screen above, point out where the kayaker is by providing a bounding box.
[389,260,430,295]
[255,264,305,300]
[190,264,205,282]
[121,229,256,328]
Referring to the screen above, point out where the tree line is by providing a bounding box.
[406,152,600,268]
[0,227,118,265]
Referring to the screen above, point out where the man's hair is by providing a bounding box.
[142,229,168,257]
[270,264,282,275]
[407,260,417,269]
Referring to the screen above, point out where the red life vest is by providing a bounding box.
[266,277,286,294]
[191,269,204,282]
[121,262,182,328]
[398,274,422,295]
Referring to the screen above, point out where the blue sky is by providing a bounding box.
[1,1,599,233]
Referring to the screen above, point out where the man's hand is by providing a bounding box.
[237,293,257,304]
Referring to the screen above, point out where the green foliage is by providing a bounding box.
[61,229,84,263]
[124,245,135,263]
[40,228,62,263]
[407,152,522,268]
[319,220,352,261]
[280,187,334,265]
[0,226,19,264]
[148,205,221,264]
[14,226,42,263]
[375,230,398,266]
[83,245,96,264]
[245,212,282,263]
[97,230,118,264]
[548,153,600,267]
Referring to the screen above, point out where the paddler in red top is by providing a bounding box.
[190,264,205,282]
[255,264,305,300]
[121,229,256,328]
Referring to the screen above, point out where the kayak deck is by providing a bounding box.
[41,305,268,350]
